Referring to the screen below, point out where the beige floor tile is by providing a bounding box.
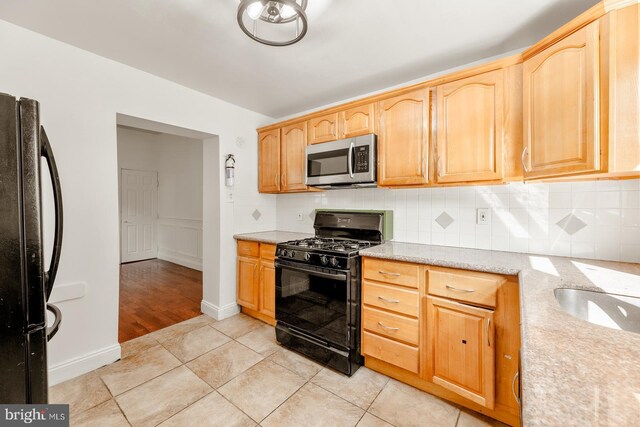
[235,324,280,356]
[120,334,161,359]
[72,399,130,427]
[368,379,459,427]
[210,313,263,339]
[357,412,394,427]
[115,366,211,427]
[159,391,255,427]
[186,341,263,388]
[150,315,216,343]
[99,345,182,396]
[218,360,306,422]
[157,325,231,363]
[311,366,389,409]
[456,409,509,427]
[49,371,111,417]
[266,348,323,380]
[261,383,365,427]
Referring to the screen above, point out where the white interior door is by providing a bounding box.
[120,169,158,263]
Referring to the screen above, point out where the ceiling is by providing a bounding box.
[0,0,599,118]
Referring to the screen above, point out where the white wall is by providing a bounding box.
[0,19,277,385]
[277,180,640,263]
[117,127,205,270]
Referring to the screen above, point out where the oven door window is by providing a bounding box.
[307,148,349,177]
[276,266,348,348]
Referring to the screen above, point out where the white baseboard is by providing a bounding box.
[201,300,240,321]
[158,249,202,271]
[48,344,121,386]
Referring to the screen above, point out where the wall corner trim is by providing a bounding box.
[201,300,240,320]
[48,343,121,386]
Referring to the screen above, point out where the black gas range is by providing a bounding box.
[274,211,385,376]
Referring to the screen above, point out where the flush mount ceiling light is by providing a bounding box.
[237,0,308,46]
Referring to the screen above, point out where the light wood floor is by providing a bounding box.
[119,259,202,343]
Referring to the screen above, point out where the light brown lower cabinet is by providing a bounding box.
[426,296,495,409]
[361,257,521,427]
[236,240,276,325]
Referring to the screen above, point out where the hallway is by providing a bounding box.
[119,259,202,342]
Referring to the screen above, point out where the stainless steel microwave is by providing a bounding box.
[305,134,377,189]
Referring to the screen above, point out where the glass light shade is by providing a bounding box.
[279,4,296,19]
[246,1,265,20]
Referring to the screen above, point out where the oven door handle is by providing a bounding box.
[275,261,348,281]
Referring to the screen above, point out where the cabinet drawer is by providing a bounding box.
[260,243,276,260]
[428,268,505,308]
[362,281,419,317]
[363,307,419,345]
[363,258,420,288]
[237,240,260,258]
[362,331,419,374]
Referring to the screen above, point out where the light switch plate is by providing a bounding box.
[477,208,490,225]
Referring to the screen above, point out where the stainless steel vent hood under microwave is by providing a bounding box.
[305,134,377,189]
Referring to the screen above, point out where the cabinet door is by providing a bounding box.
[308,113,340,145]
[523,21,600,179]
[259,259,275,319]
[281,122,308,192]
[426,296,495,409]
[237,256,259,311]
[377,90,429,186]
[341,103,376,138]
[258,129,281,193]
[436,69,504,183]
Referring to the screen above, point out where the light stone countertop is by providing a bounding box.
[359,241,640,426]
[233,230,313,244]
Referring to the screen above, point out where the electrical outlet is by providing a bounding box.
[297,212,303,221]
[477,208,490,225]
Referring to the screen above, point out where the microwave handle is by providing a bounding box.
[348,140,355,178]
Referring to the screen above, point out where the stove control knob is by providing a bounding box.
[320,255,329,265]
[304,253,311,261]
[283,250,290,257]
[330,257,339,267]
[290,250,296,258]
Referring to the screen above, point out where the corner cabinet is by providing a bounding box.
[236,240,276,325]
[523,20,601,179]
[435,69,505,183]
[377,89,430,186]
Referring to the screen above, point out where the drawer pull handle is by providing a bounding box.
[378,296,400,304]
[446,285,475,293]
[379,270,400,277]
[512,371,521,406]
[377,322,400,331]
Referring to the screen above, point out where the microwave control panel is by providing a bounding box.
[355,146,370,172]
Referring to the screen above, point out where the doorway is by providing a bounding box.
[116,124,205,342]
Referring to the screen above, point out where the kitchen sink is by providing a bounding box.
[554,288,640,334]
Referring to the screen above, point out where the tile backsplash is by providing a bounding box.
[276,179,640,263]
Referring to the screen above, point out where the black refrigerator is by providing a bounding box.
[0,93,63,403]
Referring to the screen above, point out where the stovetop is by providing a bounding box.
[276,237,380,269]
[280,237,373,253]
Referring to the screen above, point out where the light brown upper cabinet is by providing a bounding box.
[523,21,601,179]
[377,89,430,186]
[341,103,376,138]
[435,69,505,183]
[280,121,308,192]
[258,129,281,193]
[308,112,340,145]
